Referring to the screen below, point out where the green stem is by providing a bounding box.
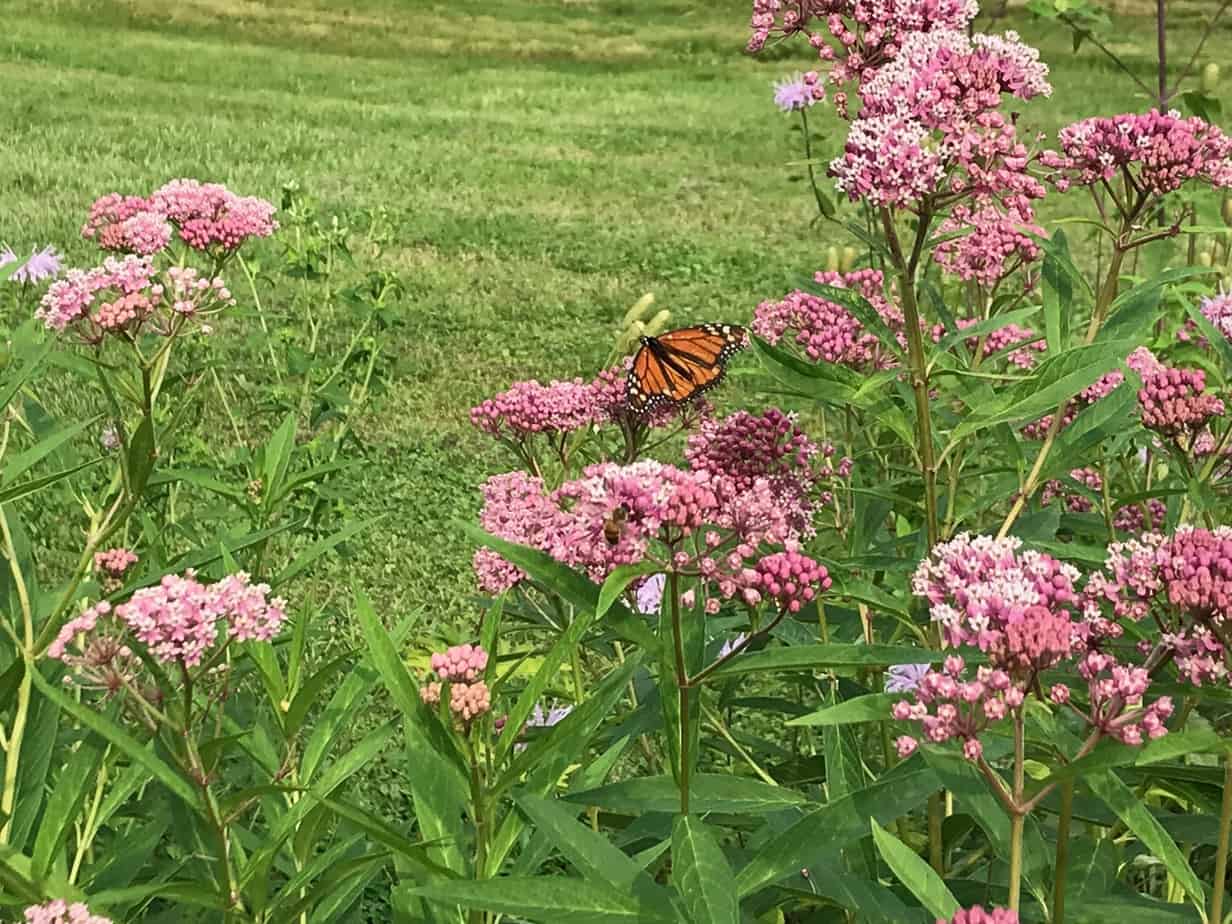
[1211,752,1232,924]
[1008,707,1026,913]
[669,569,691,815]
[0,502,34,845]
[469,755,490,924]
[1053,780,1074,923]
[998,242,1129,539]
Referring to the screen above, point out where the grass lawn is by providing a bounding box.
[0,0,1228,637]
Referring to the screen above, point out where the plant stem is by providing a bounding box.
[1155,0,1167,110]
[469,755,489,924]
[1008,707,1026,913]
[879,208,939,546]
[998,242,1128,538]
[1211,752,1232,924]
[0,501,34,845]
[669,569,691,815]
[1053,780,1074,924]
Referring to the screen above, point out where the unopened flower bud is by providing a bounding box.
[621,292,655,328]
[644,308,672,337]
[1222,196,1232,227]
[824,246,840,272]
[1202,62,1221,94]
[840,246,857,272]
[1198,250,1215,267]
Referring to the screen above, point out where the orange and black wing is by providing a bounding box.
[626,323,746,414]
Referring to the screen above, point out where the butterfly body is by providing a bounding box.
[625,323,747,414]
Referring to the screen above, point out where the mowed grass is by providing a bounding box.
[0,0,1228,633]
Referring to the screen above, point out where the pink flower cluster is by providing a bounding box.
[470,378,601,439]
[474,456,830,613]
[747,0,978,87]
[685,408,849,533]
[747,549,831,612]
[955,317,1046,368]
[50,571,286,670]
[1077,649,1172,744]
[911,533,1081,661]
[24,900,113,924]
[1201,289,1232,343]
[934,202,1042,287]
[1089,527,1232,686]
[94,547,138,578]
[431,643,489,682]
[942,907,1018,924]
[1138,366,1224,443]
[45,601,137,696]
[84,179,276,255]
[37,254,235,340]
[419,643,491,725]
[751,269,902,369]
[1043,110,1232,197]
[831,29,1049,211]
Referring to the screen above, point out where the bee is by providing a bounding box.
[603,505,629,546]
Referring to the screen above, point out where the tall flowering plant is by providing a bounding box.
[0,184,398,924]
[392,6,1232,924]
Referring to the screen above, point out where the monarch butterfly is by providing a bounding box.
[625,323,747,414]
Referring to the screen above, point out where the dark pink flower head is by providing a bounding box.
[431,643,489,682]
[686,408,824,533]
[752,269,902,369]
[1024,347,1162,438]
[150,179,278,252]
[941,906,1018,924]
[1138,366,1224,442]
[1000,604,1073,672]
[1043,110,1232,197]
[470,378,600,440]
[747,549,831,612]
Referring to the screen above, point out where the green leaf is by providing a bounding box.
[497,617,597,766]
[672,816,738,924]
[1042,229,1073,351]
[461,523,659,654]
[273,516,380,588]
[751,336,859,406]
[149,467,245,501]
[284,650,356,739]
[1046,727,1224,784]
[413,878,678,924]
[27,664,202,810]
[515,792,668,901]
[736,761,942,898]
[31,726,108,878]
[596,563,659,620]
[934,306,1042,357]
[788,692,900,726]
[261,411,298,502]
[870,820,960,920]
[1186,297,1232,372]
[0,334,52,414]
[304,793,454,879]
[126,414,156,497]
[1086,769,1205,907]
[567,774,809,815]
[2,417,100,485]
[709,644,956,679]
[0,457,104,505]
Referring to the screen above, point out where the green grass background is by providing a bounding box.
[0,0,1228,635]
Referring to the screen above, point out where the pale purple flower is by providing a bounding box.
[529,702,573,728]
[773,72,823,112]
[3,245,62,284]
[717,632,748,659]
[636,573,666,614]
[885,662,930,693]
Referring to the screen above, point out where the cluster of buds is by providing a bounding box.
[94,546,138,593]
[420,643,492,728]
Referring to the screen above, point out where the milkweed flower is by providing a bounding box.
[1201,288,1232,342]
[470,378,600,439]
[431,643,489,682]
[150,178,278,252]
[24,899,114,924]
[1138,366,1225,443]
[1042,110,1232,196]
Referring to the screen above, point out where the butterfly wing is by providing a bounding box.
[626,323,746,414]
